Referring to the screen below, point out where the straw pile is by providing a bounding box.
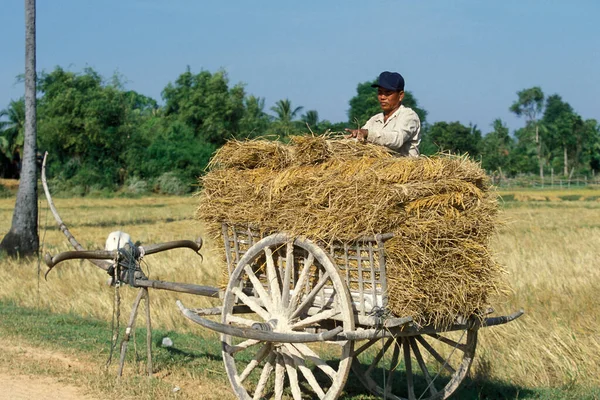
[197,136,506,328]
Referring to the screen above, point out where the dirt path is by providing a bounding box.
[0,372,99,400]
[0,343,99,400]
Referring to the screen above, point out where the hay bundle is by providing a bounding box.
[208,139,293,170]
[197,136,505,327]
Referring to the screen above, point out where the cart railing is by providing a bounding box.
[222,223,394,317]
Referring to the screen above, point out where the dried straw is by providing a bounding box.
[196,136,506,327]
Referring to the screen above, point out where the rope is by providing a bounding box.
[106,255,121,368]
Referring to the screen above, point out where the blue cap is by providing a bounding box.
[371,71,405,91]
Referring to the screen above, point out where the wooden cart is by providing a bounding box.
[177,224,522,400]
[41,158,522,400]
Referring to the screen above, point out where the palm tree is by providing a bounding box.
[270,99,303,135]
[301,110,319,131]
[1,0,39,256]
[0,99,26,163]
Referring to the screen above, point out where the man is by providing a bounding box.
[346,71,421,156]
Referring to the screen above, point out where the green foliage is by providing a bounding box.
[481,119,514,172]
[269,98,304,136]
[300,110,319,132]
[239,95,271,138]
[37,67,139,188]
[510,86,545,121]
[125,118,216,191]
[425,121,482,156]
[162,67,245,146]
[0,99,25,178]
[155,171,188,195]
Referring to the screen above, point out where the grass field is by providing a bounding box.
[0,189,599,399]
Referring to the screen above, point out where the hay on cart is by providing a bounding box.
[196,136,506,328]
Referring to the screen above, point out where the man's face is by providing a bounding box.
[377,88,404,113]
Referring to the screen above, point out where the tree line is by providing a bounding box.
[1,66,599,194]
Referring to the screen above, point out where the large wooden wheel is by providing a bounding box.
[221,233,355,400]
[351,328,478,400]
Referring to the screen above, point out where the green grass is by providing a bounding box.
[1,299,597,399]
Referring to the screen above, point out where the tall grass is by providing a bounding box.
[1,194,599,389]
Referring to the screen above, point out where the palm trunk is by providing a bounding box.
[536,125,543,180]
[0,0,39,256]
[563,144,568,176]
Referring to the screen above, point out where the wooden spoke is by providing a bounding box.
[284,344,326,399]
[253,353,275,400]
[264,247,282,308]
[290,308,340,330]
[289,253,314,310]
[427,332,467,352]
[239,343,272,382]
[281,241,294,306]
[283,353,302,400]
[224,338,261,355]
[291,272,331,319]
[409,337,438,397]
[321,288,339,310]
[415,336,456,374]
[403,338,416,400]
[225,314,259,327]
[243,264,275,313]
[231,287,270,321]
[352,331,477,400]
[353,338,380,357]
[366,338,394,376]
[290,343,337,380]
[384,340,401,397]
[274,353,285,400]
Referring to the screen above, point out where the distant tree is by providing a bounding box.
[347,78,428,126]
[542,94,584,176]
[481,119,513,174]
[1,0,38,256]
[37,67,138,188]
[0,99,25,178]
[300,110,319,131]
[162,68,245,146]
[239,95,271,138]
[425,121,481,156]
[585,119,600,173]
[270,98,303,135]
[510,87,545,178]
[125,118,216,188]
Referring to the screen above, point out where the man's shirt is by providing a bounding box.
[362,105,421,157]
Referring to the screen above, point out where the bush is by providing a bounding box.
[123,176,151,196]
[155,172,188,195]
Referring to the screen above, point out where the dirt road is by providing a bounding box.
[0,372,98,400]
[0,343,99,400]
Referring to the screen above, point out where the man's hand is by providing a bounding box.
[344,128,368,143]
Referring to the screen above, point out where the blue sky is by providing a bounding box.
[1,0,598,133]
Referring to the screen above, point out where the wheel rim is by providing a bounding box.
[351,328,478,400]
[222,233,355,400]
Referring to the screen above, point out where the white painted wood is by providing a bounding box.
[243,264,275,314]
[231,287,271,321]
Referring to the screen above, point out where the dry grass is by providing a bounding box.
[1,194,599,389]
[0,196,223,338]
[0,178,19,190]
[476,201,600,388]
